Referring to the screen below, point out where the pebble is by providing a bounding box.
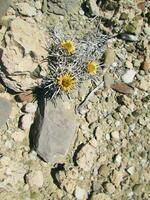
[104,48,116,68]
[94,126,103,141]
[119,33,139,42]
[79,9,84,16]
[98,165,110,177]
[125,61,133,69]
[111,82,133,94]
[19,114,33,130]
[104,182,115,194]
[122,69,136,83]
[25,170,44,188]
[141,61,149,71]
[111,170,124,187]
[110,131,120,140]
[74,186,87,200]
[104,74,114,88]
[114,154,122,165]
[17,3,37,17]
[139,79,150,91]
[127,166,135,175]
[144,27,150,37]
[76,142,97,172]
[86,110,98,123]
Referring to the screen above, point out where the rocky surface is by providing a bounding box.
[0,0,149,200]
[30,97,78,163]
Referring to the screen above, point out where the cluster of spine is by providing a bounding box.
[38,26,109,102]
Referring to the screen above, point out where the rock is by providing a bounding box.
[114,154,122,165]
[76,140,97,171]
[91,193,111,200]
[56,168,78,194]
[74,186,88,200]
[86,0,99,17]
[1,17,47,91]
[19,114,33,130]
[35,1,42,10]
[111,170,124,187]
[15,91,34,103]
[144,27,150,37]
[104,74,114,89]
[17,3,37,17]
[104,48,116,68]
[25,170,43,188]
[104,182,115,194]
[30,96,78,163]
[11,131,26,142]
[47,0,81,15]
[94,126,104,141]
[127,166,135,175]
[119,33,139,42]
[110,131,120,140]
[0,97,12,127]
[0,83,5,93]
[111,82,133,94]
[137,2,145,11]
[9,17,47,57]
[141,61,149,71]
[121,69,136,83]
[125,61,133,69]
[139,78,150,91]
[98,165,110,177]
[86,109,98,123]
[119,12,128,20]
[22,103,37,113]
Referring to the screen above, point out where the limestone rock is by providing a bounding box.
[0,97,12,127]
[30,97,78,163]
[17,3,37,17]
[9,17,47,57]
[1,17,47,91]
[76,140,97,171]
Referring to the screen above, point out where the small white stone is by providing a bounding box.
[125,61,133,69]
[114,154,122,164]
[19,114,33,130]
[111,131,120,140]
[79,9,84,16]
[122,69,136,83]
[106,133,111,141]
[23,103,37,113]
[75,186,87,200]
[127,166,135,175]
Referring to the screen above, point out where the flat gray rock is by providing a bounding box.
[0,97,12,127]
[30,97,78,163]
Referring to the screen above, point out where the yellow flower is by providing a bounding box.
[87,61,98,75]
[61,40,75,54]
[57,73,76,92]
